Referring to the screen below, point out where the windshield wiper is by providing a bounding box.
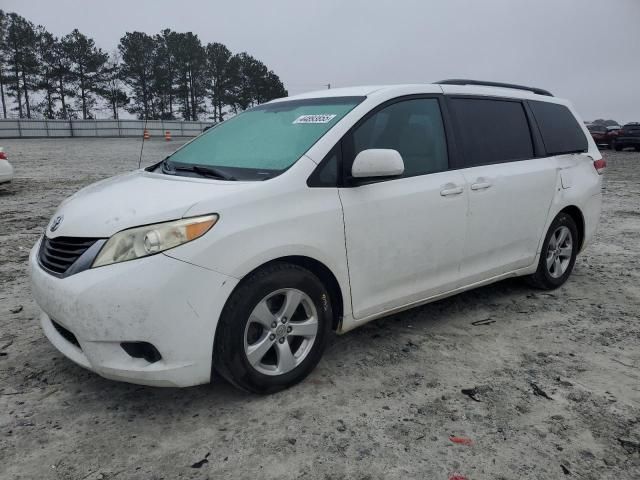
[162,160,236,181]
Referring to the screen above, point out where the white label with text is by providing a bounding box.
[293,114,337,124]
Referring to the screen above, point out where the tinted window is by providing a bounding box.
[529,101,588,155]
[350,98,449,177]
[308,148,339,187]
[450,98,534,166]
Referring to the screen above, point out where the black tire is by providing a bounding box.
[526,213,579,290]
[614,144,623,151]
[213,262,332,394]
[635,146,640,152]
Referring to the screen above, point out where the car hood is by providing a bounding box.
[46,170,260,238]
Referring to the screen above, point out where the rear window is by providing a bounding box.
[622,124,640,135]
[529,101,588,155]
[450,98,534,167]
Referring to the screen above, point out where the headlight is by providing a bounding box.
[92,214,218,268]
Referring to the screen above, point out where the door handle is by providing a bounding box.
[440,184,464,196]
[471,181,492,191]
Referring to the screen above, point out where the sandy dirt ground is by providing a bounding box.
[0,138,639,480]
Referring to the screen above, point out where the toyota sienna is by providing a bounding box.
[30,80,604,393]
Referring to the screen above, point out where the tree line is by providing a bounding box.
[0,10,287,121]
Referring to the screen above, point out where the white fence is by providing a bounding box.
[0,119,214,138]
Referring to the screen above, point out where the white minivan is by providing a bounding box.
[30,80,604,393]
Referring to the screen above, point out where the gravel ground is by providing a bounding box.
[0,139,639,480]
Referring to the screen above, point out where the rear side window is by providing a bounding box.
[349,98,449,177]
[529,101,588,155]
[450,98,534,167]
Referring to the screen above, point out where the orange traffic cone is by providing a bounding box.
[143,129,150,140]
[165,130,171,141]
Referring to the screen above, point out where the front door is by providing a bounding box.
[338,97,468,320]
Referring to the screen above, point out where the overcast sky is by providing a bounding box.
[4,0,640,123]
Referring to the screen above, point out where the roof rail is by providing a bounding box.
[435,79,553,97]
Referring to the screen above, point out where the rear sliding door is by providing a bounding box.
[448,96,557,285]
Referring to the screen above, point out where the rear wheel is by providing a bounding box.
[526,213,578,290]
[213,262,332,394]
[635,146,640,152]
[615,144,623,151]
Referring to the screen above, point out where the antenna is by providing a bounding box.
[138,116,148,169]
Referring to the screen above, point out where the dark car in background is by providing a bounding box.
[614,123,640,151]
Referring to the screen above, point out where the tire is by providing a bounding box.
[635,146,640,152]
[526,213,579,290]
[213,262,333,394]
[614,144,623,151]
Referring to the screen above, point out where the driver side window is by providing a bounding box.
[350,98,449,178]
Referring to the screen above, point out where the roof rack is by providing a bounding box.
[435,79,553,97]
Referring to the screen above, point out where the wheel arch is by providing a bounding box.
[558,205,585,251]
[222,255,345,332]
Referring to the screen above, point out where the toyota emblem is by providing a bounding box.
[50,215,64,232]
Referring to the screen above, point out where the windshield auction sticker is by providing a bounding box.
[293,114,337,124]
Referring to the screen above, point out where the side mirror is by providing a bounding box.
[351,149,404,179]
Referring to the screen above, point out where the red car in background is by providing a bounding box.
[587,124,620,149]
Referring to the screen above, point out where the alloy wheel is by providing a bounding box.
[243,288,319,376]
[546,226,573,278]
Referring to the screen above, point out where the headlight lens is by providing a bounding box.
[92,214,218,268]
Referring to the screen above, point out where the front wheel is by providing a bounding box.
[213,262,332,394]
[526,213,578,290]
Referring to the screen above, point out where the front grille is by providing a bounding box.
[51,320,81,350]
[39,236,99,275]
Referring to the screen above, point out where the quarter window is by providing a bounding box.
[529,101,588,155]
[349,98,449,178]
[450,98,534,166]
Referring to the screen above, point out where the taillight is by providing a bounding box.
[0,151,6,160]
[593,159,606,175]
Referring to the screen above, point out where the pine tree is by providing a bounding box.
[151,29,177,119]
[205,42,234,122]
[99,51,128,119]
[2,12,38,118]
[62,29,108,119]
[51,37,74,119]
[118,31,156,119]
[35,28,58,118]
[0,10,9,118]
[228,53,287,113]
[169,32,206,120]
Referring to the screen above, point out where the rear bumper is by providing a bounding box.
[0,163,14,183]
[30,238,239,387]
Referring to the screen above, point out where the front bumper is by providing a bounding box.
[30,239,238,387]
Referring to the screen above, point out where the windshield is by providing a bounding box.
[165,96,364,180]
